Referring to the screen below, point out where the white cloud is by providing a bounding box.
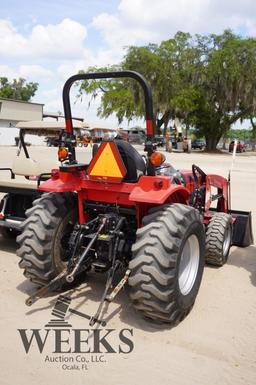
[118,0,256,34]
[118,0,204,25]
[0,65,18,79]
[57,59,89,79]
[0,20,27,57]
[0,17,123,84]
[92,13,157,48]
[0,18,87,59]
[42,86,61,100]
[0,64,53,81]
[93,0,256,51]
[19,65,53,79]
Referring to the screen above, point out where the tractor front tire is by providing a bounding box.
[17,192,76,286]
[128,204,205,325]
[205,212,232,266]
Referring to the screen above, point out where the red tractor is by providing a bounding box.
[17,71,253,326]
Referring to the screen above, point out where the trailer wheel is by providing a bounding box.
[128,204,205,325]
[205,212,232,266]
[17,192,77,286]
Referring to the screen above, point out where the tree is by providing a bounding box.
[181,31,256,150]
[77,30,256,150]
[77,34,195,135]
[250,117,256,150]
[0,77,38,102]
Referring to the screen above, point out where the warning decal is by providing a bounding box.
[87,141,127,182]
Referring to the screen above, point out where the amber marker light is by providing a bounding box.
[58,147,69,161]
[149,151,166,167]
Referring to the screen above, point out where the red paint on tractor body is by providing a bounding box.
[129,176,190,204]
[65,119,73,134]
[146,120,154,136]
[39,170,193,225]
[39,165,229,226]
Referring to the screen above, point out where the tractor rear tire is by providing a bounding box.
[128,204,205,325]
[205,212,232,266]
[17,192,77,286]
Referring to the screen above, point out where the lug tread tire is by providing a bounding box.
[205,212,232,266]
[129,203,205,325]
[17,192,75,285]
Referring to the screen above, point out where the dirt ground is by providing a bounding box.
[0,145,255,385]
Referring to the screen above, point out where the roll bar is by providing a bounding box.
[62,70,155,138]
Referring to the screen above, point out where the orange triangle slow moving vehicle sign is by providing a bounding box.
[87,141,127,182]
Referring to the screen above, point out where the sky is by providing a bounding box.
[0,0,256,132]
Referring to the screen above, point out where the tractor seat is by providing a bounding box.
[93,140,146,182]
[114,140,146,182]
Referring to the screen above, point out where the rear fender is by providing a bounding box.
[38,170,82,192]
[129,176,189,204]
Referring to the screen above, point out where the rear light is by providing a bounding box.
[149,151,165,167]
[58,147,69,161]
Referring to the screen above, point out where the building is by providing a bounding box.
[0,98,43,126]
[0,98,44,145]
